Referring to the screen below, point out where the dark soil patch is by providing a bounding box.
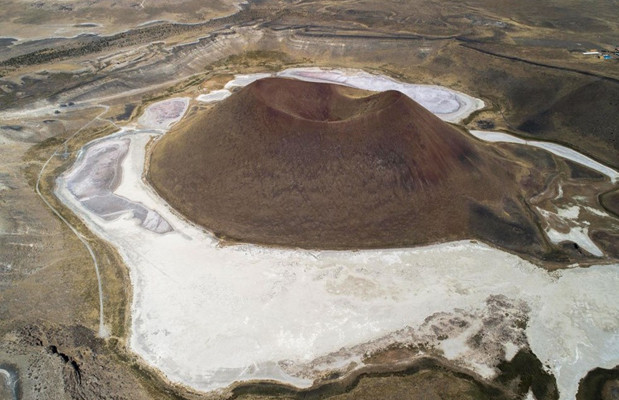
[600,190,619,218]
[565,160,605,180]
[231,358,510,400]
[495,349,558,400]
[577,367,619,400]
[516,80,619,169]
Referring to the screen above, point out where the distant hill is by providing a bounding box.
[148,77,548,256]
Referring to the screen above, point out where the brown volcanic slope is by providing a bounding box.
[149,78,548,256]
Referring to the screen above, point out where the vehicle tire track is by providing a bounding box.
[35,106,110,338]
[458,42,619,84]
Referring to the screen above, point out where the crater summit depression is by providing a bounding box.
[149,77,546,254]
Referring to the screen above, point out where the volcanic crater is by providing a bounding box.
[148,77,547,254]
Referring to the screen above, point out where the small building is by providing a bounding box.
[583,51,601,55]
[603,54,612,60]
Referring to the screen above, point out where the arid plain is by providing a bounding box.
[0,1,618,399]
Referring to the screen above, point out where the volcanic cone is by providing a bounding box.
[149,77,546,254]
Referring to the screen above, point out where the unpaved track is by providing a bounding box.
[34,106,110,338]
[458,42,619,84]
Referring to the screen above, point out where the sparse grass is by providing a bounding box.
[2,1,618,398]
[230,358,511,400]
[21,117,131,339]
[210,50,307,73]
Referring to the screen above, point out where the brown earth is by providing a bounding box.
[149,77,548,256]
[2,0,617,397]
[601,189,619,217]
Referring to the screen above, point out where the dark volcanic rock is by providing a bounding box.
[149,77,547,254]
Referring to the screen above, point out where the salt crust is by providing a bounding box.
[206,67,484,123]
[469,130,619,183]
[56,77,619,399]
